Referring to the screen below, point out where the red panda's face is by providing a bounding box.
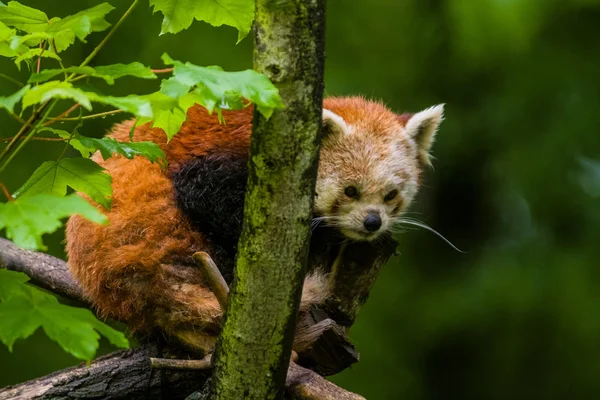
[314,100,444,242]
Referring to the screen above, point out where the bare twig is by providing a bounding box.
[151,67,174,74]
[36,42,43,74]
[49,109,123,122]
[151,353,212,370]
[0,182,13,202]
[193,252,229,310]
[0,73,24,88]
[0,137,65,143]
[0,100,52,173]
[43,103,81,127]
[8,112,25,124]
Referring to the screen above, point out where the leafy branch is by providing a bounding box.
[76,0,139,71]
[0,0,283,251]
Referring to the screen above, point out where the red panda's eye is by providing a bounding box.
[344,186,358,198]
[384,189,398,202]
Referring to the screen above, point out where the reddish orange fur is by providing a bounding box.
[66,97,439,353]
[67,105,325,353]
[66,107,254,351]
[324,97,404,135]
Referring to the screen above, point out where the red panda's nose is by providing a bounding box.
[363,213,382,232]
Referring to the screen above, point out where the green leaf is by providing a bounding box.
[0,2,114,53]
[14,47,60,70]
[38,128,166,165]
[46,3,114,52]
[28,66,95,83]
[0,269,128,360]
[9,31,50,48]
[161,53,283,118]
[0,22,24,57]
[79,136,167,166]
[0,194,107,250]
[149,0,254,42]
[23,81,91,110]
[0,42,14,57]
[94,62,157,82]
[88,93,153,118]
[14,158,112,209]
[0,269,29,299]
[0,84,29,113]
[38,127,91,158]
[0,1,48,33]
[153,107,187,140]
[137,91,189,140]
[0,20,14,40]
[22,81,153,118]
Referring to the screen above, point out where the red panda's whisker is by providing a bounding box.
[311,216,341,231]
[392,218,465,253]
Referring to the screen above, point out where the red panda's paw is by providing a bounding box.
[300,270,331,312]
[151,280,223,355]
[165,328,218,357]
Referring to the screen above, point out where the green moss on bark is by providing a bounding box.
[208,0,326,399]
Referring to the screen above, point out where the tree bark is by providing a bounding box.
[285,363,364,400]
[0,343,208,400]
[208,0,326,398]
[0,238,86,305]
[324,237,398,326]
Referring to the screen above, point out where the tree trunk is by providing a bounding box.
[207,0,326,398]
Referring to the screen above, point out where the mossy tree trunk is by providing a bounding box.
[207,0,326,399]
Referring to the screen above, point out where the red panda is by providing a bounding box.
[65,96,444,354]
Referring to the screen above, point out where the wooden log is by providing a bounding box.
[294,308,359,376]
[308,228,398,326]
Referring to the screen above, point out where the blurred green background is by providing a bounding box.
[1,0,600,399]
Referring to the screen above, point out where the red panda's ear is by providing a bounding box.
[404,104,444,166]
[321,109,349,142]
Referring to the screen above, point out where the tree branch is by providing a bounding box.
[0,237,87,304]
[0,343,209,400]
[286,363,364,400]
[193,252,229,310]
[151,354,213,370]
[307,230,398,327]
